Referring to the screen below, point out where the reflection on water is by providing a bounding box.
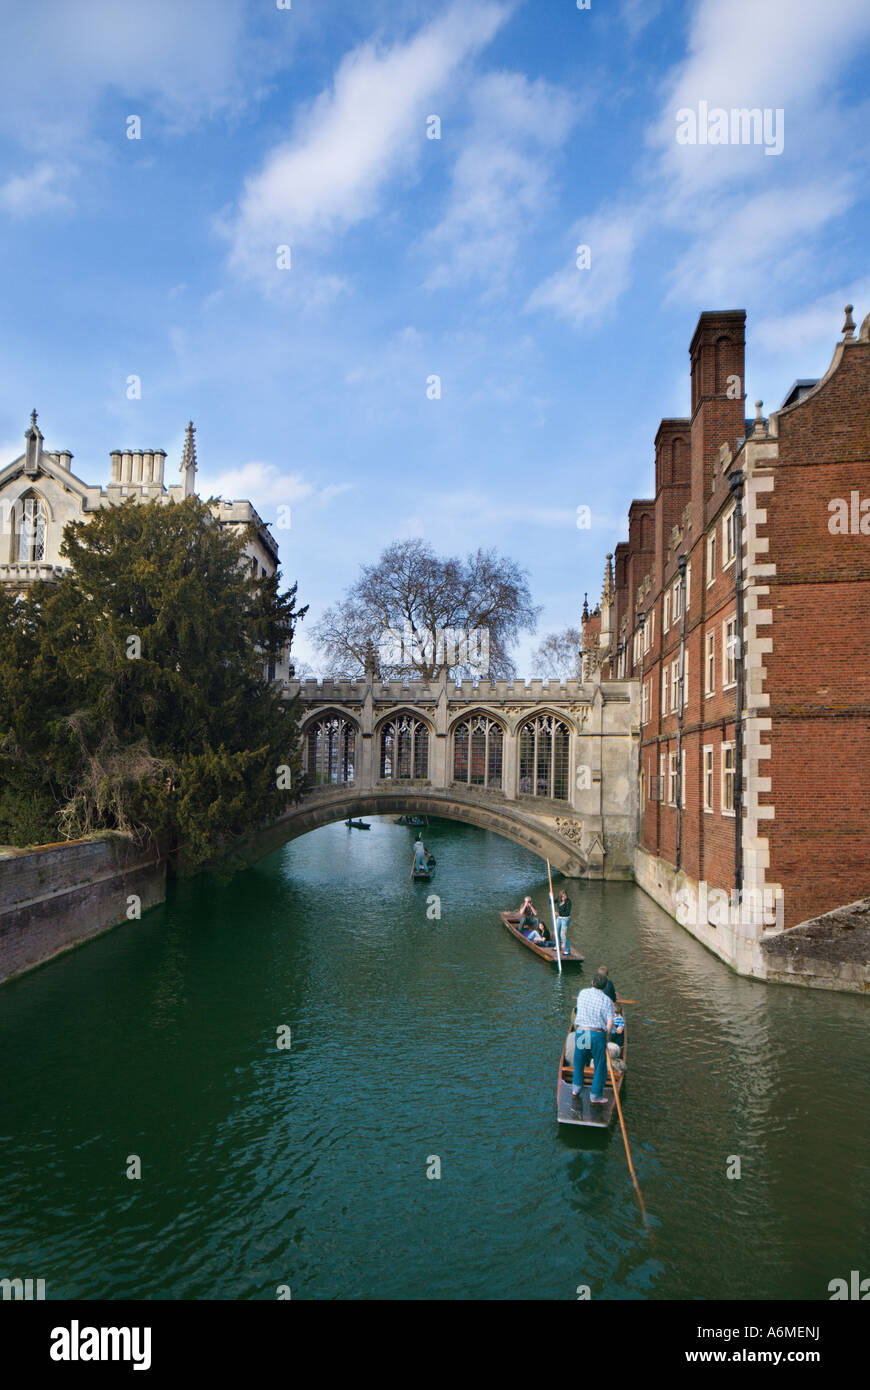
[0,816,866,1300]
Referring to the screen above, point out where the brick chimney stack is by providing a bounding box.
[688,310,746,534]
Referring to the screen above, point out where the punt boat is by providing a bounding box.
[498,911,584,966]
[556,1003,627,1129]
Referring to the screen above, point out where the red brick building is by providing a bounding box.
[584,306,870,958]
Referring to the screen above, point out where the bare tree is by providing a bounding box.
[532,627,582,680]
[312,538,541,680]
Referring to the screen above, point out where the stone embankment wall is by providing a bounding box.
[760,897,870,993]
[0,837,166,985]
[636,846,869,994]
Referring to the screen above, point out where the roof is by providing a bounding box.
[779,379,819,409]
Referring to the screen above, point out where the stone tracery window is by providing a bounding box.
[380,713,429,780]
[517,714,570,801]
[305,714,356,785]
[16,491,47,563]
[452,714,503,789]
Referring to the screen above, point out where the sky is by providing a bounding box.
[1,0,868,676]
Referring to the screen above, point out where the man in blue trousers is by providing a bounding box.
[572,970,615,1103]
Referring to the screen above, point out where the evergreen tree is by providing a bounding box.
[0,497,307,867]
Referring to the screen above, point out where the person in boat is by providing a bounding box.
[554,890,572,955]
[607,1007,626,1057]
[517,896,547,943]
[572,970,614,1103]
[413,835,430,873]
[597,966,618,1003]
[517,896,538,928]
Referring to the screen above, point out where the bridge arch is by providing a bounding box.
[239,785,592,877]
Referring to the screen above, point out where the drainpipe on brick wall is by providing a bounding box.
[636,612,645,845]
[728,468,745,898]
[675,552,688,871]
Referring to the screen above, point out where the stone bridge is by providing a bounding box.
[246,673,639,877]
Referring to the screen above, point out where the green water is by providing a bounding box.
[1,818,867,1300]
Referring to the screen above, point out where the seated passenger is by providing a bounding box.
[608,1008,626,1055]
[517,896,540,931]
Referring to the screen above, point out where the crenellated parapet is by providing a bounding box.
[287,675,629,704]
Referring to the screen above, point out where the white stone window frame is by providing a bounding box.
[670,658,679,711]
[14,489,48,564]
[721,741,736,816]
[706,533,717,587]
[663,590,670,632]
[661,665,669,715]
[668,751,678,806]
[641,680,649,726]
[705,630,716,695]
[703,745,714,811]
[681,748,687,809]
[722,504,737,569]
[722,616,738,690]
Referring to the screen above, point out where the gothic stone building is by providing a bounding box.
[0,414,288,680]
[584,305,870,944]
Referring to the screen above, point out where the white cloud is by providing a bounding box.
[529,0,870,329]
[753,279,870,355]
[202,460,351,510]
[0,162,75,216]
[620,0,664,38]
[651,0,870,193]
[0,0,257,150]
[664,180,855,304]
[421,71,576,291]
[526,211,641,328]
[223,3,508,283]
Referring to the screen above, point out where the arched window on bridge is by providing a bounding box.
[305,715,356,785]
[452,714,503,789]
[517,714,570,801]
[380,714,429,780]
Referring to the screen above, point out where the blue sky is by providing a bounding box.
[1,0,868,675]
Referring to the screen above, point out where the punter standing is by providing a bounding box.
[572,970,614,1103]
[555,889,572,955]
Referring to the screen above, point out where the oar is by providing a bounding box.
[606,1047,648,1227]
[546,859,562,975]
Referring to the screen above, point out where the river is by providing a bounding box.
[1,817,867,1300]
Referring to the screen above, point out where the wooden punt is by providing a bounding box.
[556,1004,627,1128]
[411,853,436,880]
[345,819,371,829]
[499,911,584,966]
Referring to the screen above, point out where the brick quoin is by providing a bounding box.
[585,305,870,932]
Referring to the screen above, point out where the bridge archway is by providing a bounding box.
[237,787,595,878]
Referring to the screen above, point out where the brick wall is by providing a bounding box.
[0,837,166,983]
